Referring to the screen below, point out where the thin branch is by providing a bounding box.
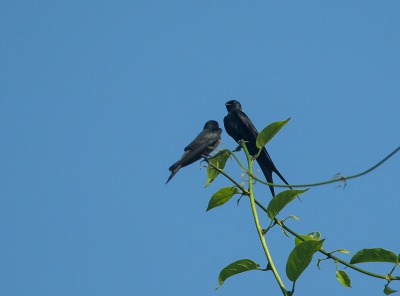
[237,146,400,188]
[241,141,289,296]
[206,146,400,283]
[273,218,400,281]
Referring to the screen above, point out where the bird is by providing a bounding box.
[166,120,222,184]
[223,100,291,197]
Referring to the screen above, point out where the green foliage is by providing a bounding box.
[256,118,291,150]
[266,189,309,219]
[288,215,300,221]
[206,187,240,211]
[336,249,352,255]
[336,270,351,287]
[350,248,398,265]
[294,232,321,246]
[205,151,230,187]
[216,259,260,290]
[286,239,325,282]
[384,284,398,295]
[196,119,400,293]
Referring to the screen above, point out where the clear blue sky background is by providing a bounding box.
[1,2,399,296]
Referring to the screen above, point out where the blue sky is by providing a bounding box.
[1,1,399,295]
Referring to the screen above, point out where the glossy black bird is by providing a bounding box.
[166,120,222,184]
[224,100,291,197]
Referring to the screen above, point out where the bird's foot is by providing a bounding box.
[233,146,241,152]
[202,154,212,162]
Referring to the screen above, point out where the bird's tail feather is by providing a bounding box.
[273,167,292,189]
[272,165,301,201]
[258,162,276,197]
[166,163,181,184]
[257,154,299,200]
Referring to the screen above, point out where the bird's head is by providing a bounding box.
[203,120,219,130]
[225,100,242,112]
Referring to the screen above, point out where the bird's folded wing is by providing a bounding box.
[236,109,275,164]
[236,109,260,139]
[184,131,220,154]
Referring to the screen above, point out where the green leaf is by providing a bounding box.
[336,270,351,287]
[266,189,309,219]
[384,284,398,295]
[337,249,351,255]
[205,151,230,188]
[216,259,260,290]
[289,215,300,221]
[295,235,310,246]
[294,232,320,246]
[256,118,290,149]
[286,239,325,282]
[206,187,240,212]
[350,248,398,264]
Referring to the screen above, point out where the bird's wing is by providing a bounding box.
[236,109,260,140]
[236,109,277,164]
[185,130,221,154]
[185,131,221,165]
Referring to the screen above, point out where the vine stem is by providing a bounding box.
[240,141,289,296]
[206,160,400,282]
[208,146,400,189]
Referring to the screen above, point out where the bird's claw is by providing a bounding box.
[202,154,211,161]
[234,140,248,152]
[233,145,242,152]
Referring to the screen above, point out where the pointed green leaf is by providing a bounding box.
[216,259,260,290]
[206,187,239,211]
[205,151,230,187]
[350,248,398,264]
[256,118,290,149]
[295,235,309,246]
[337,249,351,255]
[267,189,309,219]
[286,239,325,282]
[384,284,398,295]
[289,215,300,221]
[336,270,351,287]
[294,232,320,246]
